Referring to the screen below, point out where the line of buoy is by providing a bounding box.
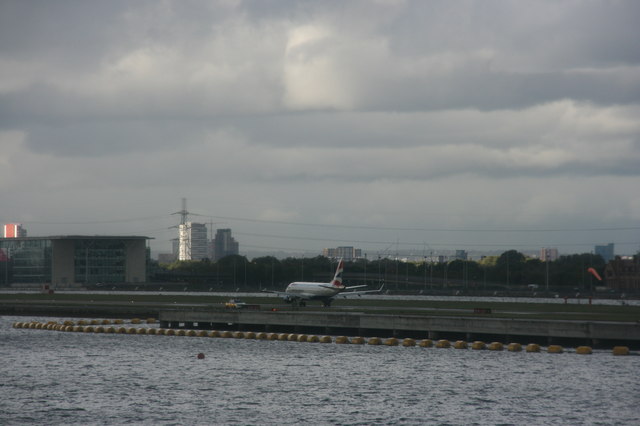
[12,321,634,355]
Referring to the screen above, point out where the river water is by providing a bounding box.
[1,316,639,425]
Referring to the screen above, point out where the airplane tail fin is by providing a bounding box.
[331,259,345,288]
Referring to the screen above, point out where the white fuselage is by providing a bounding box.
[285,282,343,299]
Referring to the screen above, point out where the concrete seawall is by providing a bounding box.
[0,303,157,318]
[159,309,640,348]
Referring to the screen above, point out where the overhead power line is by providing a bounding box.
[210,215,640,233]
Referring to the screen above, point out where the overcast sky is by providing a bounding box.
[1,0,639,258]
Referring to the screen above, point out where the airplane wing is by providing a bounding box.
[262,289,291,297]
[337,285,385,298]
[344,285,368,290]
[261,289,315,301]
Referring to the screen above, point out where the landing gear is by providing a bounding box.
[321,299,332,308]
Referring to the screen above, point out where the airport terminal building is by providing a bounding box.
[0,236,150,287]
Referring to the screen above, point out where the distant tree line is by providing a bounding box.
[150,251,607,294]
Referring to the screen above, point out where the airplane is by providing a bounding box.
[264,259,383,307]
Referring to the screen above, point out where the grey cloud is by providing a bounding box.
[1,0,639,254]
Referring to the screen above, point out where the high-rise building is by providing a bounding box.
[595,243,615,262]
[212,228,239,261]
[3,224,27,238]
[540,248,558,261]
[178,222,208,261]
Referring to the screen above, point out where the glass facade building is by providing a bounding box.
[0,236,149,287]
[0,239,51,284]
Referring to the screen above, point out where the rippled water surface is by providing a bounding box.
[2,316,639,425]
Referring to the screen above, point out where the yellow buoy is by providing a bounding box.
[454,340,468,349]
[64,320,75,326]
[471,341,486,350]
[233,331,245,339]
[78,320,88,326]
[612,346,630,356]
[194,330,205,337]
[131,318,141,324]
[84,326,95,333]
[101,319,111,325]
[278,333,289,341]
[90,319,100,325]
[126,327,137,334]
[575,346,592,355]
[267,333,279,340]
[320,336,332,343]
[256,332,268,340]
[403,338,416,347]
[105,326,115,333]
[351,336,365,344]
[245,332,256,339]
[137,328,148,335]
[176,329,186,336]
[156,328,166,335]
[547,345,564,354]
[488,342,504,351]
[384,338,399,346]
[525,343,541,352]
[221,331,233,338]
[114,319,124,325]
[208,330,220,338]
[146,318,156,324]
[95,326,105,333]
[297,334,308,342]
[335,336,350,344]
[367,337,382,345]
[165,329,176,336]
[308,335,320,343]
[507,343,522,352]
[436,339,451,348]
[186,330,197,337]
[288,334,299,341]
[419,339,433,348]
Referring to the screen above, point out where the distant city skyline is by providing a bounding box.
[1,217,636,261]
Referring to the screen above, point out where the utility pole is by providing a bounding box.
[364,253,367,286]
[545,249,550,292]
[424,256,427,292]
[430,251,433,290]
